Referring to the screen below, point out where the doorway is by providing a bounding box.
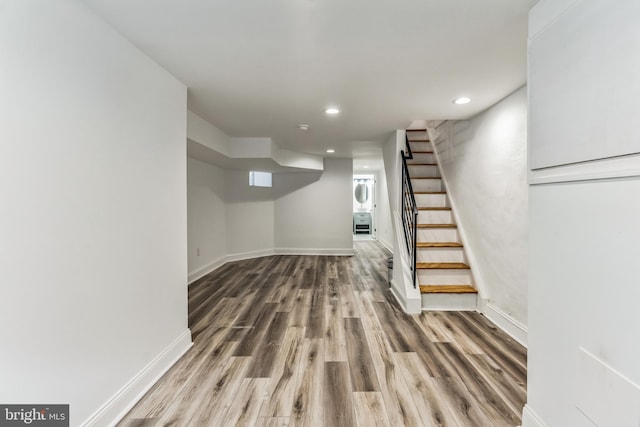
[353,174,375,240]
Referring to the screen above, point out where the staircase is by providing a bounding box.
[405,128,477,310]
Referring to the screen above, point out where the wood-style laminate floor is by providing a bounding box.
[119,241,526,427]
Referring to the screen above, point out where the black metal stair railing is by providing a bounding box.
[401,132,418,288]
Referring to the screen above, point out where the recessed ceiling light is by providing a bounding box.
[324,107,340,115]
[363,165,369,168]
[297,124,309,131]
[453,97,471,105]
[326,149,335,153]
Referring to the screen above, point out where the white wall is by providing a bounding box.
[187,161,278,280]
[374,168,393,251]
[187,158,227,281]
[527,181,640,427]
[187,112,323,171]
[431,87,528,328]
[0,1,190,425]
[528,0,640,169]
[274,158,353,254]
[187,157,354,279]
[525,1,640,426]
[186,111,354,267]
[225,170,275,257]
[382,131,403,217]
[188,111,232,156]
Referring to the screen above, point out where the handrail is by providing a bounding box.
[401,132,418,288]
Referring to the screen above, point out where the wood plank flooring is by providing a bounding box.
[118,241,526,427]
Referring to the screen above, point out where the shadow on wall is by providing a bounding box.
[190,166,323,204]
[451,120,475,146]
[433,120,476,164]
[273,171,323,199]
[224,169,275,203]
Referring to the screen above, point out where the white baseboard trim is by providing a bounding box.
[189,248,357,285]
[377,238,393,253]
[274,247,355,256]
[188,256,227,284]
[226,248,276,263]
[81,329,193,427]
[479,299,528,348]
[389,279,406,308]
[521,404,547,427]
[389,280,421,314]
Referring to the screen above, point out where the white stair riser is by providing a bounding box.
[418,210,452,223]
[416,247,466,263]
[417,228,459,242]
[407,153,436,164]
[411,179,442,193]
[422,293,477,311]
[414,194,448,207]
[409,142,432,152]
[417,269,473,285]
[408,165,439,177]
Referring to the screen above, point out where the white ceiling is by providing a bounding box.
[82,0,535,168]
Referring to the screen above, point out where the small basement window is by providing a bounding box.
[249,171,272,187]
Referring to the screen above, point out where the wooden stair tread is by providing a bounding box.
[411,176,442,179]
[420,285,477,294]
[416,262,470,269]
[418,207,451,211]
[408,154,435,157]
[406,128,427,132]
[414,191,446,194]
[417,223,457,229]
[409,139,430,142]
[416,242,463,248]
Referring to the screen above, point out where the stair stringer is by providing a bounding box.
[426,123,487,304]
[390,211,422,314]
[381,129,421,315]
